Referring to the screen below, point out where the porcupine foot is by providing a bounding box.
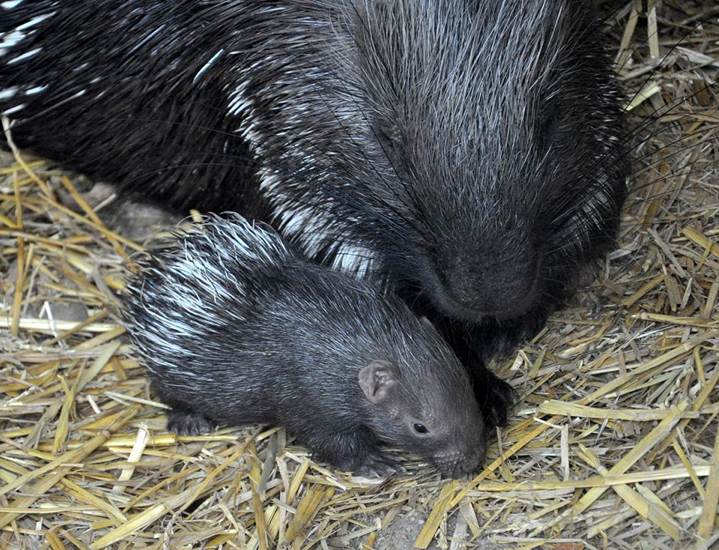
[469,365,515,429]
[355,452,401,477]
[167,408,217,435]
[308,428,399,477]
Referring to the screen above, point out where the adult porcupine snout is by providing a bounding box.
[356,0,628,337]
[431,231,540,321]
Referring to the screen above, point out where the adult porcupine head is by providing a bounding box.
[0,0,629,417]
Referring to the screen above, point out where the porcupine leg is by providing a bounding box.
[477,309,551,362]
[464,312,554,428]
[430,318,516,429]
[306,428,399,477]
[467,365,515,429]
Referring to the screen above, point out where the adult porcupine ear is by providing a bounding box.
[359,360,399,404]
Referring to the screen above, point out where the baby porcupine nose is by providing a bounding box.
[436,435,487,478]
[446,243,539,319]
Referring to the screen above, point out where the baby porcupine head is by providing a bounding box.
[357,313,487,476]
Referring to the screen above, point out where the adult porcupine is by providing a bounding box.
[0,1,629,424]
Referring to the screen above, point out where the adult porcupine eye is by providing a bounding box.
[122,215,487,478]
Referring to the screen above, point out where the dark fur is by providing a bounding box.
[122,214,486,477]
[1,1,629,421]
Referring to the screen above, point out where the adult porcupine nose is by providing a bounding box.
[443,241,540,321]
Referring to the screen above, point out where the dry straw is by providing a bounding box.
[1,2,718,548]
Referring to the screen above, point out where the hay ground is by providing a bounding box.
[1,3,719,549]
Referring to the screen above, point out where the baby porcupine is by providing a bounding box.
[122,214,486,477]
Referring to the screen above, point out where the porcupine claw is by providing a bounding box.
[167,408,217,436]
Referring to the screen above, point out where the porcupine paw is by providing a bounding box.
[355,453,401,478]
[473,369,516,429]
[166,409,216,435]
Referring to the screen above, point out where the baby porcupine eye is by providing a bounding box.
[413,423,429,435]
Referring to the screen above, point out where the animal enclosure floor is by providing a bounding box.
[1,3,719,549]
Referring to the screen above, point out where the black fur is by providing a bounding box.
[1,1,629,421]
[122,214,486,477]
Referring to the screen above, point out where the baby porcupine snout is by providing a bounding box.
[417,371,488,477]
[432,435,487,478]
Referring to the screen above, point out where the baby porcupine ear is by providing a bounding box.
[359,360,398,404]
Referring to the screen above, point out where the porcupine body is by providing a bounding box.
[1,1,629,424]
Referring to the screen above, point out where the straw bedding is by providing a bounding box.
[1,3,718,548]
